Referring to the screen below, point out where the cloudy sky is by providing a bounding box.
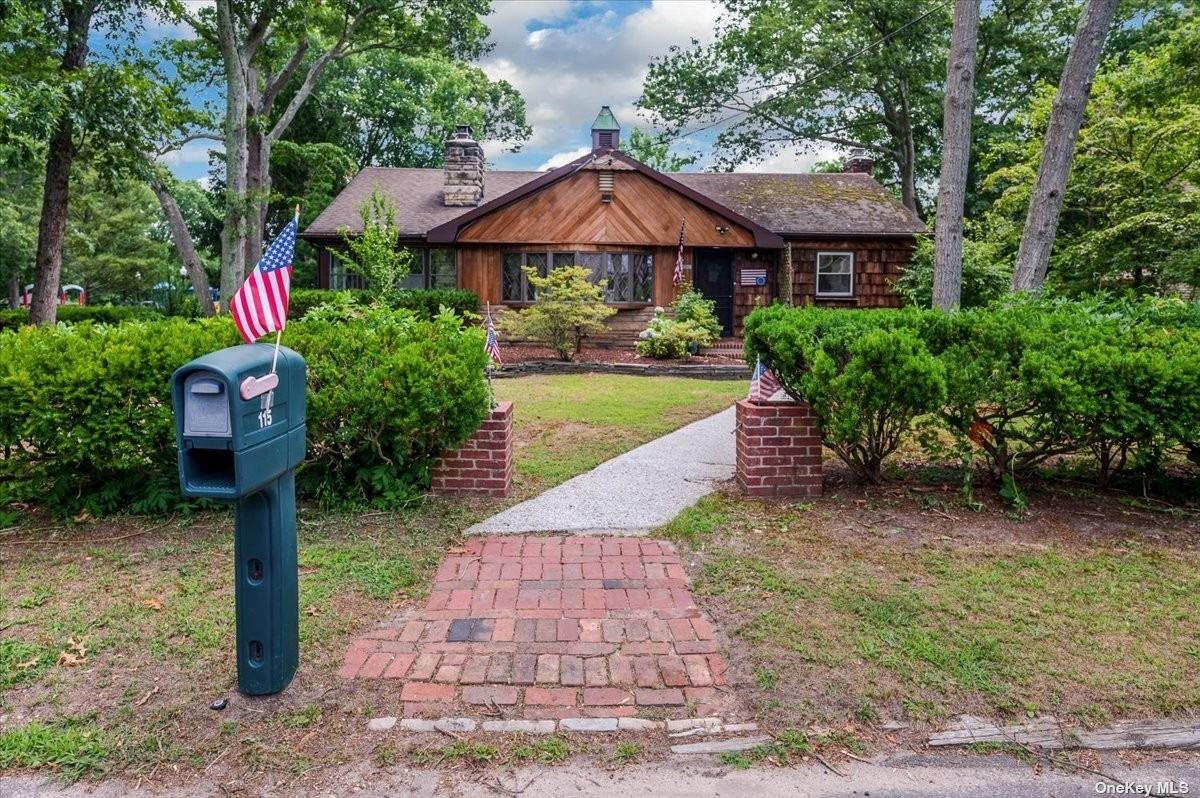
[156,0,834,179]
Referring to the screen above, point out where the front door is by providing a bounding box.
[693,249,734,337]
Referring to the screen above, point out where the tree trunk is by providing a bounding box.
[1011,0,1120,292]
[29,1,92,326]
[932,0,981,311]
[151,178,216,317]
[7,272,19,310]
[244,124,271,268]
[216,0,248,311]
[896,81,919,214]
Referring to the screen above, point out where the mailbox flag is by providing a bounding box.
[231,218,296,344]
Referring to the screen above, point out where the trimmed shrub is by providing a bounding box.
[744,305,946,482]
[0,310,488,515]
[636,291,722,360]
[498,266,615,360]
[287,288,479,320]
[0,305,164,331]
[744,297,1200,490]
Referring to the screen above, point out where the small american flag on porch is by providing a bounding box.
[748,356,782,403]
[485,306,502,365]
[672,220,685,287]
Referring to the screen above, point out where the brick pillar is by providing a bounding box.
[735,399,823,497]
[431,401,513,498]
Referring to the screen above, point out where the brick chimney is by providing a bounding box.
[843,147,874,175]
[443,124,484,206]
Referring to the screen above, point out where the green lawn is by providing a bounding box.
[660,490,1200,733]
[494,373,743,493]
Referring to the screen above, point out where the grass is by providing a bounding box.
[0,373,735,786]
[0,719,109,781]
[661,489,1200,729]
[494,373,741,492]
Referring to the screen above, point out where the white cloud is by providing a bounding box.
[732,145,843,174]
[479,1,723,167]
[536,146,592,171]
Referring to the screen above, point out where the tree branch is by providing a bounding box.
[262,41,311,110]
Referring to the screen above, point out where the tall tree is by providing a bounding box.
[27,1,92,325]
[1010,0,1121,292]
[281,52,529,170]
[932,0,981,310]
[3,1,186,323]
[169,0,495,308]
[640,0,949,213]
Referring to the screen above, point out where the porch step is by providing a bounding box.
[700,338,744,357]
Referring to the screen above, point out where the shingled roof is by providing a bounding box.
[302,158,925,243]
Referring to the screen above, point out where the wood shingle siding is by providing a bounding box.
[788,239,914,308]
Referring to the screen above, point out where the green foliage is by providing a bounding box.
[744,305,946,482]
[623,128,698,171]
[290,306,489,505]
[974,18,1200,297]
[288,287,479,321]
[894,237,1011,308]
[498,266,616,361]
[64,171,172,304]
[268,141,357,286]
[744,298,1200,490]
[0,310,489,515]
[281,52,530,170]
[0,304,164,331]
[337,190,415,301]
[673,288,724,341]
[636,290,722,359]
[0,719,109,782]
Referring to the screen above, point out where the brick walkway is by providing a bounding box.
[338,535,736,721]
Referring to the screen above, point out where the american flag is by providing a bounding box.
[672,220,686,287]
[485,307,502,365]
[748,356,782,403]
[230,218,296,344]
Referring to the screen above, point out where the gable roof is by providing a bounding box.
[301,153,926,246]
[427,150,785,248]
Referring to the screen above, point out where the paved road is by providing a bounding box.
[5,753,1195,797]
[468,406,736,536]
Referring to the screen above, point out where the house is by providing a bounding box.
[300,107,926,344]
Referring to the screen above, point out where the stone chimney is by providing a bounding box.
[443,124,484,206]
[843,147,874,175]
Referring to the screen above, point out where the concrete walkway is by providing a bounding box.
[468,406,736,536]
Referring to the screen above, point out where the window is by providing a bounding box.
[816,252,854,297]
[500,250,654,304]
[329,254,366,290]
[502,252,546,302]
[330,248,455,291]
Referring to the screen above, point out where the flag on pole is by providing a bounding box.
[748,356,782,403]
[230,217,296,345]
[673,220,686,287]
[485,306,502,365]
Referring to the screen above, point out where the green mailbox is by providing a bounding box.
[171,343,306,696]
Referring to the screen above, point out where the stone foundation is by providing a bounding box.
[431,401,512,498]
[735,399,823,497]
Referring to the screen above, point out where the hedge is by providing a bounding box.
[0,309,489,515]
[744,296,1200,489]
[287,288,479,320]
[0,305,164,331]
